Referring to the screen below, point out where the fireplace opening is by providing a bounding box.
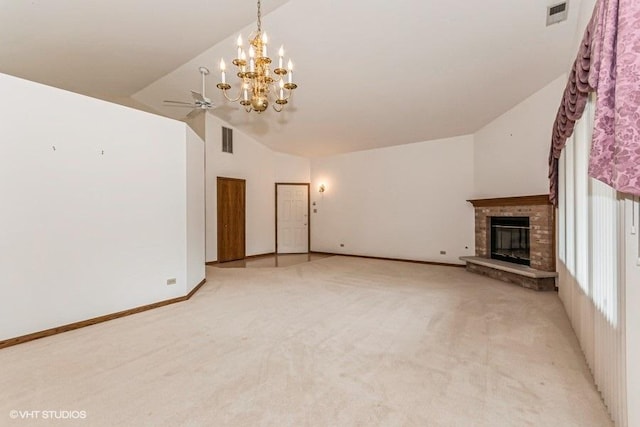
[490,217,530,266]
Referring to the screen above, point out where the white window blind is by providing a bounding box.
[557,97,627,426]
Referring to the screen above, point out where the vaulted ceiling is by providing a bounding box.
[1,0,586,157]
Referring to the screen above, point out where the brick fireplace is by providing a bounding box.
[461,195,557,291]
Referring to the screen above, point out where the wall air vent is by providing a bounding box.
[222,127,233,154]
[547,1,569,26]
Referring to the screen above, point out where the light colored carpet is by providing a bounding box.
[0,256,612,426]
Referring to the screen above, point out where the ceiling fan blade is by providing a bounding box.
[191,91,205,103]
[185,109,204,120]
[163,100,193,105]
[164,104,196,109]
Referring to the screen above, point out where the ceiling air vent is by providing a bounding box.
[547,1,569,26]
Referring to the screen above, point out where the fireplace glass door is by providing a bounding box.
[490,217,530,266]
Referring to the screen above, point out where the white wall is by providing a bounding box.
[473,74,567,198]
[574,0,597,53]
[275,152,311,183]
[306,73,573,264]
[310,136,475,264]
[0,73,205,341]
[204,115,310,262]
[186,127,206,292]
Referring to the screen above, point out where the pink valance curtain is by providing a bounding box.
[549,0,640,205]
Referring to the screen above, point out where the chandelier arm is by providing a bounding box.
[221,88,243,103]
[266,82,293,102]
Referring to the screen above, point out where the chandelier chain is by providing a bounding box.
[257,0,262,33]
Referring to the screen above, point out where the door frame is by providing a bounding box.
[217,176,246,262]
[275,183,311,254]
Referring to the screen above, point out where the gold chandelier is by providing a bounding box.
[216,0,298,113]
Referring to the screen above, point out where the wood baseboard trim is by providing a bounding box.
[186,278,207,299]
[310,252,465,268]
[208,252,276,266]
[246,252,276,260]
[0,277,207,350]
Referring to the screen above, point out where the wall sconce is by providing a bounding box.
[318,184,326,193]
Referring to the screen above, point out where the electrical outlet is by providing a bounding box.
[440,251,446,255]
[167,278,177,286]
[340,243,345,247]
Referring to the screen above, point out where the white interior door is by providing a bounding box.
[277,184,309,253]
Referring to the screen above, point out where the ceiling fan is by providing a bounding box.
[163,67,215,118]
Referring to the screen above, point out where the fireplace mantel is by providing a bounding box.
[467,194,551,208]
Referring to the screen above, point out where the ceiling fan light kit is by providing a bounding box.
[216,0,298,113]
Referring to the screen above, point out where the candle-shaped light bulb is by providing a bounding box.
[242,83,249,101]
[220,58,226,84]
[261,32,268,57]
[248,46,255,72]
[287,60,293,83]
[249,46,256,73]
[278,45,284,69]
[247,46,255,72]
[236,35,243,59]
[279,79,285,99]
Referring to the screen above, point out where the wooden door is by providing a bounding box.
[276,183,309,254]
[217,177,246,262]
